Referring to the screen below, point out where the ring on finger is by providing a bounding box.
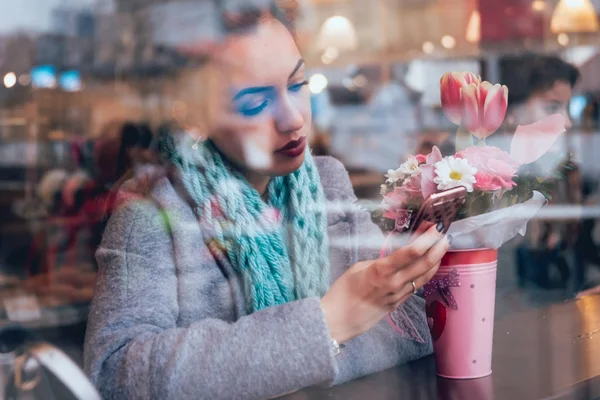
[411,280,417,294]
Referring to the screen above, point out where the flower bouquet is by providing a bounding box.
[378,72,573,379]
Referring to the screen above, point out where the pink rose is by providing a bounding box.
[403,174,423,198]
[393,209,412,232]
[472,171,505,191]
[383,187,410,219]
[456,146,521,191]
[415,154,427,164]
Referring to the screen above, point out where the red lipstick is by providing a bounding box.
[276,137,307,158]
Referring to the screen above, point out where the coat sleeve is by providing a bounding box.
[83,198,337,400]
[316,156,433,386]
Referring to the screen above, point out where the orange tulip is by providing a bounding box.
[440,72,480,125]
[460,81,508,140]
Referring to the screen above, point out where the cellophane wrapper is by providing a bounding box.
[447,191,546,250]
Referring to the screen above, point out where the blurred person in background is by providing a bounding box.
[30,140,93,270]
[93,121,160,214]
[500,54,583,290]
[93,121,156,184]
[86,121,162,254]
[84,6,450,399]
[130,123,159,173]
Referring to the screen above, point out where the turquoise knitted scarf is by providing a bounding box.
[163,135,330,313]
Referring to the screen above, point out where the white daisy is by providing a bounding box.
[385,168,405,184]
[433,156,478,192]
[397,156,421,177]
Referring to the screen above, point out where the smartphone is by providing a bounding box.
[408,186,467,236]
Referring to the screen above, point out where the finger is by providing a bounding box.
[412,236,449,280]
[384,290,414,310]
[383,225,444,274]
[392,293,413,310]
[408,221,434,244]
[409,224,445,255]
[384,261,441,309]
[382,253,443,309]
[384,283,415,306]
[415,221,434,235]
[377,232,447,291]
[391,235,449,290]
[411,259,441,290]
[384,261,437,301]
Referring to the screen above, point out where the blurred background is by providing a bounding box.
[0,0,600,366]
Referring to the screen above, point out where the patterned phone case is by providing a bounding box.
[409,187,467,235]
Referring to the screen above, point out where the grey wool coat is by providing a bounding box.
[83,156,433,400]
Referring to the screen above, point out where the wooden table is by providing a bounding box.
[285,295,600,400]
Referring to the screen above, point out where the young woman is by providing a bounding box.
[84,11,449,400]
[499,54,582,290]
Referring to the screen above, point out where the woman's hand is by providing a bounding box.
[321,225,450,344]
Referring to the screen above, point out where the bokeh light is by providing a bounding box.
[309,74,328,94]
[3,72,16,88]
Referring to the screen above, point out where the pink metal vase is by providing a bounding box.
[424,249,498,379]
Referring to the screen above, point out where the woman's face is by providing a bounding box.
[206,18,311,180]
[511,80,573,130]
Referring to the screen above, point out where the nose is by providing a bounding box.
[274,94,305,134]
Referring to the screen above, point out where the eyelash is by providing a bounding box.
[240,100,269,117]
[236,81,308,117]
[238,100,268,117]
[288,80,309,93]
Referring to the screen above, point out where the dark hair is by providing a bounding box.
[500,54,580,107]
[218,1,295,35]
[116,122,156,177]
[137,123,154,149]
[116,122,140,177]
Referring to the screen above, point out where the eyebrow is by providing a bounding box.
[233,86,272,101]
[289,59,305,80]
